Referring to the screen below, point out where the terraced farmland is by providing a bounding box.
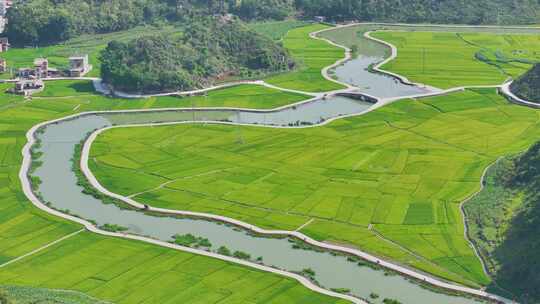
[0,232,349,304]
[372,31,540,88]
[89,88,540,286]
[265,24,346,92]
[0,82,338,303]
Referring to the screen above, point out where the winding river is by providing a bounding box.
[24,24,524,304]
[32,101,485,304]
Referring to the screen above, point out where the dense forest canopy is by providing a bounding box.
[100,18,294,93]
[5,0,172,46]
[294,0,540,25]
[490,142,540,302]
[6,0,540,45]
[510,64,540,102]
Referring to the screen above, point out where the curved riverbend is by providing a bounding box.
[28,98,508,304]
[18,23,534,304]
[20,131,363,304]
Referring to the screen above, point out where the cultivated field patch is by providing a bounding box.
[90,88,540,286]
[265,24,346,92]
[372,31,540,88]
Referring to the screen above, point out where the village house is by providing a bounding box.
[69,55,90,77]
[11,78,44,96]
[34,58,49,78]
[0,37,8,52]
[314,16,326,23]
[17,67,33,79]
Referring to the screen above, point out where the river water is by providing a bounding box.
[31,94,485,304]
[28,22,526,304]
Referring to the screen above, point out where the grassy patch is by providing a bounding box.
[372,31,540,88]
[34,80,97,97]
[249,20,308,41]
[0,285,109,304]
[89,88,540,286]
[155,84,310,109]
[0,232,349,304]
[403,203,434,225]
[265,24,346,92]
[0,82,336,303]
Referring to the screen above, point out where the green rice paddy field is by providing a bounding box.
[372,31,540,89]
[265,24,346,92]
[248,20,308,41]
[0,232,348,304]
[90,88,540,287]
[33,80,310,109]
[0,82,344,303]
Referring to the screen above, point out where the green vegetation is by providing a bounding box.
[232,0,295,21]
[5,0,172,45]
[37,80,310,110]
[0,232,350,304]
[172,233,212,248]
[466,142,540,301]
[233,250,252,260]
[99,224,129,233]
[510,63,540,102]
[330,288,350,294]
[0,25,182,77]
[90,88,540,286]
[6,0,540,48]
[372,31,540,88]
[217,246,232,256]
[34,80,97,97]
[159,84,309,109]
[293,0,540,25]
[249,20,308,41]
[0,285,109,304]
[101,18,293,93]
[265,24,345,92]
[0,80,344,303]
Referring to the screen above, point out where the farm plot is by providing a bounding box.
[265,24,346,92]
[0,232,349,304]
[249,20,308,41]
[90,88,540,286]
[372,31,540,88]
[0,81,335,302]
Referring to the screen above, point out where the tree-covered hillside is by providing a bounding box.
[6,0,540,46]
[510,64,540,102]
[465,142,540,302]
[100,18,294,93]
[492,142,540,302]
[5,0,172,46]
[294,0,540,25]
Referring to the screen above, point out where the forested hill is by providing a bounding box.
[465,140,540,302]
[100,18,293,93]
[6,0,540,46]
[490,142,540,302]
[510,64,540,102]
[294,0,540,25]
